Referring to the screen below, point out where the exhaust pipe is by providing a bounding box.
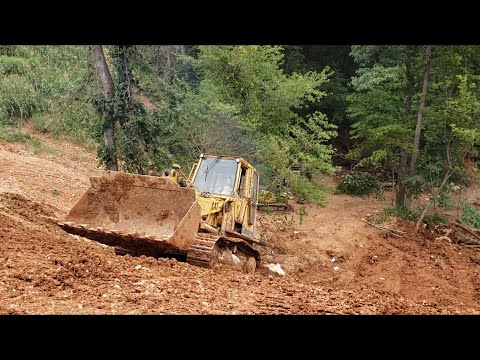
[200,221,219,235]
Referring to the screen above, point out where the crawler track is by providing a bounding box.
[186,233,219,268]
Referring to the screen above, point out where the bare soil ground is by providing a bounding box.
[1,128,480,314]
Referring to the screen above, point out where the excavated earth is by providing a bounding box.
[1,128,480,314]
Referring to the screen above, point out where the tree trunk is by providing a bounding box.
[395,48,416,208]
[415,140,453,232]
[92,45,118,171]
[391,168,395,206]
[396,150,408,207]
[409,45,432,176]
[415,168,452,232]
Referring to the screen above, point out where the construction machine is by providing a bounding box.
[257,190,292,212]
[57,154,270,274]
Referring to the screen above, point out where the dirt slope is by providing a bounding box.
[1,129,479,314]
[258,198,480,313]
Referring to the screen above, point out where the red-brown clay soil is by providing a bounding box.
[1,127,480,314]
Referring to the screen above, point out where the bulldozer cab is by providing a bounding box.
[189,154,259,239]
[191,155,238,196]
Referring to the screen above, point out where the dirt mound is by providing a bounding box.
[1,128,479,314]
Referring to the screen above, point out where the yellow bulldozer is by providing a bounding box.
[57,153,271,274]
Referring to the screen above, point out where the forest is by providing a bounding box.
[1,45,479,226]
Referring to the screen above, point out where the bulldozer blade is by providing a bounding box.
[58,171,201,258]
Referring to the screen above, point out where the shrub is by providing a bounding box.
[0,74,45,118]
[383,205,416,220]
[437,192,454,210]
[423,212,449,228]
[336,172,379,197]
[460,201,480,229]
[0,55,30,75]
[29,138,51,154]
[0,46,19,56]
[0,127,31,143]
[284,172,327,206]
[298,207,308,224]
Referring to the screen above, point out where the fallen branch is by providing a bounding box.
[379,181,396,188]
[435,236,452,243]
[366,221,404,238]
[454,222,480,242]
[464,244,480,248]
[454,231,480,246]
[385,232,402,239]
[367,221,406,233]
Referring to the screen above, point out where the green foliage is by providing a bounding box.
[423,49,480,189]
[91,46,200,173]
[375,186,385,200]
[0,46,19,56]
[383,205,416,220]
[196,46,334,135]
[31,103,100,146]
[437,192,454,210]
[163,76,252,164]
[404,174,424,199]
[347,46,420,174]
[285,172,327,206]
[0,116,15,126]
[56,102,101,145]
[256,135,332,205]
[446,75,480,159]
[473,166,480,184]
[29,138,51,154]
[350,46,409,67]
[347,45,480,212]
[282,46,307,74]
[193,46,337,187]
[423,212,449,228]
[0,46,100,147]
[460,201,480,229]
[0,125,51,154]
[336,172,379,197]
[0,127,31,143]
[26,46,91,99]
[294,46,354,162]
[263,206,274,215]
[368,213,388,225]
[51,189,60,196]
[31,113,50,133]
[298,206,308,225]
[350,64,407,91]
[0,55,30,75]
[0,74,46,118]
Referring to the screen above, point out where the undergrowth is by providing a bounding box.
[0,125,52,154]
[335,172,381,198]
[0,45,100,146]
[460,201,480,229]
